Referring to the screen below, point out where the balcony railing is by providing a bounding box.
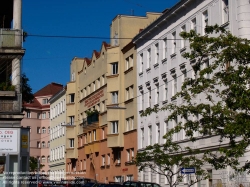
[87,113,99,125]
[0,29,23,48]
[0,92,22,113]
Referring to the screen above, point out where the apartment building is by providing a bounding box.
[133,0,250,186]
[65,12,162,182]
[22,83,63,172]
[49,87,66,180]
[0,0,30,186]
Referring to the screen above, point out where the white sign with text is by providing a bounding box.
[0,129,18,153]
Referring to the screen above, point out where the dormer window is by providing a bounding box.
[42,99,48,105]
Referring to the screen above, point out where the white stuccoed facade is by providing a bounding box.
[133,0,250,186]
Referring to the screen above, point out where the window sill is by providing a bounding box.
[162,100,168,105]
[139,72,143,76]
[115,163,121,167]
[162,58,167,64]
[124,98,133,104]
[180,47,186,53]
[154,104,159,107]
[170,53,177,59]
[153,63,159,69]
[124,67,133,74]
[171,97,177,102]
[146,67,151,73]
[100,165,105,169]
[106,74,119,78]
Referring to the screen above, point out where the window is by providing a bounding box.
[102,128,105,139]
[117,151,121,164]
[93,81,96,91]
[149,126,152,145]
[191,18,197,33]
[69,93,75,103]
[89,132,92,142]
[42,112,46,119]
[111,121,118,134]
[47,156,50,163]
[107,154,110,165]
[203,10,208,35]
[157,123,160,144]
[126,118,130,131]
[42,141,46,148]
[37,141,40,148]
[97,78,100,89]
[127,175,133,181]
[147,48,151,68]
[42,99,48,105]
[181,25,186,48]
[141,91,144,110]
[42,127,46,134]
[41,156,46,163]
[156,84,159,104]
[111,62,118,75]
[126,88,129,100]
[127,149,130,161]
[164,79,168,101]
[48,141,50,148]
[129,55,133,68]
[204,60,210,79]
[69,139,74,148]
[125,86,133,101]
[102,75,105,86]
[27,111,31,118]
[93,130,96,141]
[141,128,144,148]
[148,88,151,108]
[69,116,75,125]
[140,53,143,72]
[37,127,40,134]
[37,113,40,119]
[222,0,229,23]
[155,43,159,64]
[163,38,167,59]
[102,155,105,166]
[111,91,118,104]
[172,32,176,54]
[125,57,129,70]
[173,76,177,96]
[48,127,50,134]
[71,72,75,81]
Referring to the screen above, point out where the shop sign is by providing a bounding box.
[22,135,28,148]
[0,129,18,153]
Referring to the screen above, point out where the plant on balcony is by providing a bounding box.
[86,109,99,124]
[0,81,15,91]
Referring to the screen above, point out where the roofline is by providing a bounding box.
[133,0,191,43]
[48,87,66,104]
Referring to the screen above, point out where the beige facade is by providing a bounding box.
[65,12,161,182]
[49,88,66,180]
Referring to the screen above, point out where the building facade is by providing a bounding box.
[133,0,250,186]
[22,83,63,173]
[65,12,162,182]
[49,88,66,181]
[0,0,30,187]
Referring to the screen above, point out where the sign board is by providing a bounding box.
[181,167,196,174]
[84,89,104,108]
[0,129,18,153]
[22,135,28,148]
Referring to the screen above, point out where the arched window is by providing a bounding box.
[42,127,46,134]
[48,127,50,134]
[42,141,46,148]
[41,156,46,163]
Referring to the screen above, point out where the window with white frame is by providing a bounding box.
[126,149,130,161]
[37,127,40,134]
[48,141,50,148]
[172,32,176,54]
[172,76,177,97]
[102,75,105,86]
[149,126,152,145]
[111,121,118,134]
[140,53,143,72]
[141,91,144,110]
[126,88,129,101]
[156,84,159,104]
[127,175,133,181]
[203,10,208,35]
[141,128,144,148]
[42,112,46,119]
[125,57,129,70]
[111,62,118,75]
[37,141,40,148]
[69,116,74,125]
[42,127,46,134]
[84,88,87,97]
[69,139,74,148]
[42,141,46,148]
[97,78,100,89]
[148,88,151,108]
[93,81,96,92]
[102,128,105,139]
[107,154,110,165]
[42,99,48,105]
[222,0,229,23]
[41,156,46,163]
[155,43,159,64]
[163,38,167,59]
[93,130,96,141]
[111,91,118,104]
[89,132,92,142]
[191,18,197,33]
[69,93,75,103]
[102,155,105,166]
[147,48,151,68]
[27,111,31,118]
[181,25,186,48]
[157,123,160,144]
[129,55,133,67]
[164,79,168,101]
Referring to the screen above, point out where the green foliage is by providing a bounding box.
[0,81,15,91]
[85,109,99,117]
[21,73,34,103]
[29,156,44,172]
[137,25,250,186]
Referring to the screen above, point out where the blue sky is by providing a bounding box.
[22,0,179,93]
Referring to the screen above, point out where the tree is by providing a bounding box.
[21,73,34,103]
[29,156,44,172]
[136,25,250,186]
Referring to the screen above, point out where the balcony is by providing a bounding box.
[0,91,22,113]
[0,29,23,49]
[87,112,99,124]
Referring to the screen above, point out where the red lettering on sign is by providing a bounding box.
[85,89,104,108]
